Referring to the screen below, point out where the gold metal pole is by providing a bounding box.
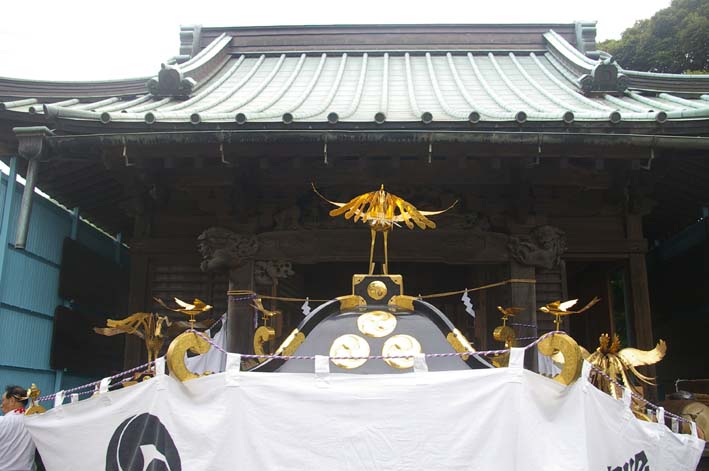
[383,230,389,275]
[369,228,376,274]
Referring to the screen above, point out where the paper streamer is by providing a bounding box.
[461,289,475,318]
[301,297,311,316]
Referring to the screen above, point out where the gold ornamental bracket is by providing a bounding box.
[447,328,476,361]
[314,184,456,275]
[273,328,306,357]
[537,333,583,385]
[251,297,280,361]
[166,331,212,382]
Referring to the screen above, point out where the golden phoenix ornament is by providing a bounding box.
[94,312,172,364]
[587,333,667,399]
[313,183,456,274]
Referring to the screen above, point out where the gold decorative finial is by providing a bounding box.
[539,297,600,330]
[493,306,523,348]
[313,183,456,274]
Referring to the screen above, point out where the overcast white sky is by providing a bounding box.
[1,0,672,81]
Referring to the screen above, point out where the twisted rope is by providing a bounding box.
[37,361,155,403]
[193,329,695,427]
[226,278,536,303]
[35,331,697,429]
[190,329,554,361]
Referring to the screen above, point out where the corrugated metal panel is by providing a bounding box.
[22,199,72,265]
[60,373,95,391]
[0,178,5,219]
[77,221,117,261]
[5,186,71,265]
[0,367,55,399]
[0,307,53,369]
[2,249,60,316]
[0,168,130,401]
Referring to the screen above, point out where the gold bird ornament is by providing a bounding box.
[154,297,213,326]
[539,297,601,330]
[496,306,524,324]
[313,183,456,274]
[587,333,667,400]
[251,298,281,321]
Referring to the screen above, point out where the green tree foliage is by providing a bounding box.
[597,0,709,73]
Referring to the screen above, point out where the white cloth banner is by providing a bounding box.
[25,352,704,471]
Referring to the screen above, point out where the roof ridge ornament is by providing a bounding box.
[544,30,627,97]
[577,57,628,97]
[146,63,196,100]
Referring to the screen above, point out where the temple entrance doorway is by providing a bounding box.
[566,260,633,351]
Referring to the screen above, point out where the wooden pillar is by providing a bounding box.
[625,214,653,350]
[124,194,151,368]
[625,213,656,400]
[628,254,654,350]
[510,261,537,369]
[124,252,149,368]
[510,261,537,330]
[227,262,255,354]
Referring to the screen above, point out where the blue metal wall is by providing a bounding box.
[0,157,129,399]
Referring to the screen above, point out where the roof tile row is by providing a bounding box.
[1,29,708,126]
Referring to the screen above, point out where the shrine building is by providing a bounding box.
[1,23,708,395]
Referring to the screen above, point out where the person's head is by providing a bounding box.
[1,385,27,414]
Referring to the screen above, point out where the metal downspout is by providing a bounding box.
[14,158,39,249]
[12,126,53,249]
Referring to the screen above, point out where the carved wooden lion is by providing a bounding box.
[197,227,259,272]
[508,225,567,269]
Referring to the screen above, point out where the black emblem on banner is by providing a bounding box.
[607,450,650,471]
[106,413,182,471]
